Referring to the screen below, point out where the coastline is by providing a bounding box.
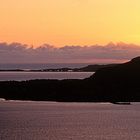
[0,57,140,102]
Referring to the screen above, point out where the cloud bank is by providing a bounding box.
[0,42,140,63]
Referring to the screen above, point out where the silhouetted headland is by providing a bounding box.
[0,56,140,102]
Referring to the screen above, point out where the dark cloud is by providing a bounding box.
[0,42,140,63]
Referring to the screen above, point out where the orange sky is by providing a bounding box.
[0,0,140,47]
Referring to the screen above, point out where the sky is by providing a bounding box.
[0,0,140,47]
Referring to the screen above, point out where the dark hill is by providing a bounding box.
[86,56,140,101]
[89,56,140,83]
[76,64,118,72]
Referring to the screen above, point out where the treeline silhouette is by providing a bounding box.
[0,57,140,102]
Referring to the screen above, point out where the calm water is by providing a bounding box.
[0,101,140,140]
[0,72,94,81]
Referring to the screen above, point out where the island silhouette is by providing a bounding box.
[0,56,140,102]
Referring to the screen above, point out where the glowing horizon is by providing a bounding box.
[0,0,140,47]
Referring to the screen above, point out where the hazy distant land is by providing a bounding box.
[0,64,118,72]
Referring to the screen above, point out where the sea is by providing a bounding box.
[0,72,94,81]
[0,63,94,81]
[0,101,140,140]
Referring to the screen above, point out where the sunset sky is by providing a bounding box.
[0,0,140,47]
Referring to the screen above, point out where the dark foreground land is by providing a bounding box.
[0,57,140,102]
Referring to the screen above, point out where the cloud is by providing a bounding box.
[0,42,140,63]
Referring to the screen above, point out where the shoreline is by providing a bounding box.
[0,98,132,105]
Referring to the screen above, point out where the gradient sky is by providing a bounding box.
[0,0,140,47]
